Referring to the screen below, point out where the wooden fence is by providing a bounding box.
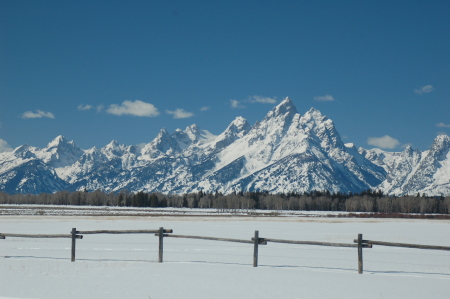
[2,229,450,274]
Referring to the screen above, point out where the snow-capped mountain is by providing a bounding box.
[365,135,450,196]
[1,98,449,195]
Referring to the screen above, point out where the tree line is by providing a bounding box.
[0,189,449,214]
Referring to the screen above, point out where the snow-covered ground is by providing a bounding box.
[1,215,449,299]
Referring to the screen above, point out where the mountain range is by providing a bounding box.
[1,98,449,196]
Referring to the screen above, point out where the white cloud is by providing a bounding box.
[78,104,93,111]
[200,106,210,111]
[230,99,245,109]
[414,85,434,95]
[367,135,400,149]
[78,104,104,112]
[314,95,335,102]
[436,122,450,128]
[166,108,194,119]
[106,100,159,117]
[0,139,13,153]
[248,95,277,104]
[21,110,55,119]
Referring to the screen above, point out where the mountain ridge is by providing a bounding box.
[1,98,449,196]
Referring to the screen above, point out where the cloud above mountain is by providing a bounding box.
[414,85,434,95]
[247,95,277,104]
[77,104,93,111]
[314,95,335,102]
[0,139,12,153]
[78,104,104,112]
[166,108,194,119]
[230,99,245,109]
[230,95,277,109]
[367,135,400,149]
[21,110,55,119]
[436,122,450,128]
[107,100,159,117]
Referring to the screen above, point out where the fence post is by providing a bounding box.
[71,228,76,262]
[253,230,259,267]
[357,233,363,274]
[158,227,164,263]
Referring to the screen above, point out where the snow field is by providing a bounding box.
[0,216,449,299]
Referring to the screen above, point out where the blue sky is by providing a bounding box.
[1,0,449,152]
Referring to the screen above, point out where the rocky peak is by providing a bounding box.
[13,144,36,159]
[300,108,342,151]
[400,145,421,159]
[46,135,68,149]
[225,116,251,137]
[264,97,298,120]
[428,135,450,161]
[302,107,328,124]
[105,140,119,149]
[140,128,181,157]
[42,135,84,167]
[102,140,125,158]
[182,124,216,145]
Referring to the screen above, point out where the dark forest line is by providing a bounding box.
[1,189,449,215]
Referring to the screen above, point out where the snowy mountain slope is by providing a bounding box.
[0,156,69,194]
[401,135,450,195]
[1,98,449,195]
[36,135,84,168]
[197,98,386,194]
[362,135,450,196]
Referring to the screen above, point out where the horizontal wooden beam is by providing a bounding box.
[353,239,450,251]
[264,238,363,248]
[154,233,170,237]
[0,233,83,239]
[166,234,267,245]
[76,229,173,234]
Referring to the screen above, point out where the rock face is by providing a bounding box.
[366,135,450,196]
[1,98,449,195]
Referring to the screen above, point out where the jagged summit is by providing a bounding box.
[303,107,327,123]
[154,128,174,142]
[184,124,216,144]
[430,135,450,151]
[230,116,247,126]
[264,97,298,119]
[225,116,251,135]
[105,140,119,148]
[46,135,68,149]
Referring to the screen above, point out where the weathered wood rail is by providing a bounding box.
[77,229,173,234]
[1,230,449,274]
[353,238,450,251]
[164,234,266,244]
[259,238,372,248]
[0,233,83,239]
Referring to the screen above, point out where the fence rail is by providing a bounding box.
[353,239,450,251]
[1,229,449,274]
[77,229,173,234]
[165,234,266,245]
[0,233,82,239]
[260,238,372,248]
